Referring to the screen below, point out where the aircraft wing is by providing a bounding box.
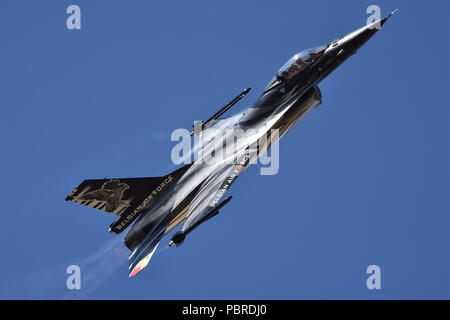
[127,149,253,276]
[181,149,255,234]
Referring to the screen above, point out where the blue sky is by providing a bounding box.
[0,0,449,299]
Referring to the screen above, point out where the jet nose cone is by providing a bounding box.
[337,9,397,53]
[379,8,398,27]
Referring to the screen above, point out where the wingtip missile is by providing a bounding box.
[169,196,233,247]
[199,88,251,131]
[169,231,185,247]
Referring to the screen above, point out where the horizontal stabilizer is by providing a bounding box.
[128,228,166,277]
[129,242,159,278]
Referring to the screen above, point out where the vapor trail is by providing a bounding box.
[63,236,128,299]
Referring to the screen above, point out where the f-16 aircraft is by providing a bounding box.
[66,11,396,277]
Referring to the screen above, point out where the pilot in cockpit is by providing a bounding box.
[264,45,328,92]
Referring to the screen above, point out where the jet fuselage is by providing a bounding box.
[124,14,393,260]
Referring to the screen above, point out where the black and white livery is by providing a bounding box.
[66,12,396,277]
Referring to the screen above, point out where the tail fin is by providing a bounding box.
[65,164,192,234]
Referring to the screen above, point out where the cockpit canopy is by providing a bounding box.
[265,45,327,91]
[277,45,327,79]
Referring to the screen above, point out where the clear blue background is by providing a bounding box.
[0,0,449,299]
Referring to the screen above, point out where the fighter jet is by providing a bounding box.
[66,11,396,277]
